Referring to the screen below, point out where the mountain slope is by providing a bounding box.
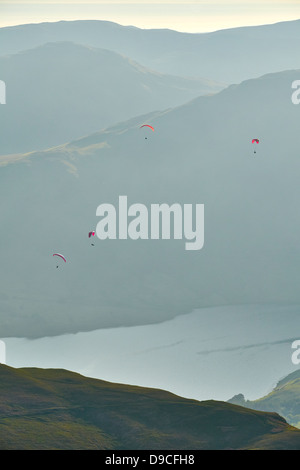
[3,304,299,404]
[1,68,300,338]
[228,370,300,429]
[1,19,300,82]
[0,41,223,155]
[0,364,300,450]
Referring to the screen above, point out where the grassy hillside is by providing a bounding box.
[0,365,300,450]
[228,370,300,429]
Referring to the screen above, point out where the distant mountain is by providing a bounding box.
[1,68,300,338]
[0,364,300,450]
[228,370,300,429]
[1,19,300,82]
[0,41,223,155]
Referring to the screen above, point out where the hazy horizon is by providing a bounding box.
[1,1,300,32]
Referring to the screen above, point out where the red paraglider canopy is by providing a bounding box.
[252,138,259,144]
[88,231,95,238]
[53,253,66,263]
[140,124,154,131]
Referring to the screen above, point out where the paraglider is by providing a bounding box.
[53,253,66,268]
[88,231,95,246]
[140,124,154,139]
[252,138,259,154]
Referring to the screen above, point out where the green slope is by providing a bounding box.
[228,370,300,429]
[0,365,300,450]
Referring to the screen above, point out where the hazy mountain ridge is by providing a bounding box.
[0,40,224,155]
[1,364,300,450]
[1,19,300,82]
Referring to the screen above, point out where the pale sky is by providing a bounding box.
[1,1,300,32]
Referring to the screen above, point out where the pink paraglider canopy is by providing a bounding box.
[53,253,66,263]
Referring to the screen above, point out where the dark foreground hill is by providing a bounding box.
[228,369,300,429]
[0,365,300,450]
